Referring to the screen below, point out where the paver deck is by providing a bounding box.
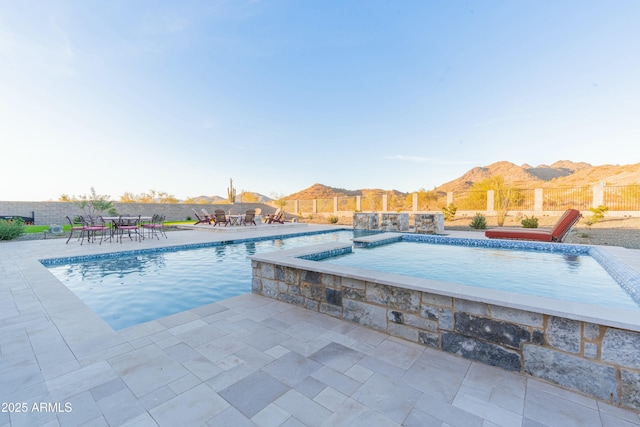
[1,225,639,426]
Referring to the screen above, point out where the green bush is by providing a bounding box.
[442,204,457,221]
[327,215,339,224]
[521,215,539,228]
[585,205,608,225]
[469,213,487,229]
[0,217,26,240]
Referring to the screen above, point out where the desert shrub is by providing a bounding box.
[0,217,26,240]
[585,205,608,225]
[469,213,487,229]
[186,216,192,221]
[442,204,457,221]
[521,215,539,228]
[327,215,339,224]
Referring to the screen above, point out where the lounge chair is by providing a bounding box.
[484,209,582,243]
[213,209,229,226]
[265,208,284,224]
[242,209,257,226]
[192,209,212,225]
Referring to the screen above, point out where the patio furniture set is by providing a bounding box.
[65,214,167,245]
[192,208,285,227]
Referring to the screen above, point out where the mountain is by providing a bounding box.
[435,161,640,192]
[284,161,640,200]
[286,183,408,200]
[186,192,271,203]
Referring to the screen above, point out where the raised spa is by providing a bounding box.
[249,233,640,410]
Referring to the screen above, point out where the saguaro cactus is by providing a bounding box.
[227,178,236,203]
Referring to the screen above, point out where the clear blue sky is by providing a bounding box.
[1,1,638,201]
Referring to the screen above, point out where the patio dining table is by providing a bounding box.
[102,216,152,240]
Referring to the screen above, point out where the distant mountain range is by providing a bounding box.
[283,161,640,199]
[188,192,272,204]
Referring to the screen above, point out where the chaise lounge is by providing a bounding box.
[484,208,582,243]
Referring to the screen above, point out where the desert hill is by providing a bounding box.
[286,183,408,200]
[284,161,640,200]
[435,160,640,192]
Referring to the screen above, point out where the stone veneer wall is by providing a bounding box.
[251,259,640,411]
[413,213,444,234]
[379,213,409,231]
[352,213,378,230]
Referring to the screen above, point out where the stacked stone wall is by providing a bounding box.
[251,260,640,411]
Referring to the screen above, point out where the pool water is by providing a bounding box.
[321,241,640,310]
[46,230,353,330]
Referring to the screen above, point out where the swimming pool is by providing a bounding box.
[43,230,353,330]
[320,241,640,310]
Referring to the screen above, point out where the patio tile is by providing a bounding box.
[218,370,288,418]
[294,376,327,399]
[523,383,602,427]
[242,327,292,351]
[274,389,333,426]
[150,383,229,426]
[401,359,466,402]
[182,356,223,381]
[309,341,365,372]
[251,403,291,427]
[196,334,248,362]
[207,406,256,427]
[311,366,361,396]
[108,346,190,398]
[120,412,160,427]
[46,361,118,401]
[413,392,484,427]
[367,338,424,369]
[351,373,422,424]
[323,398,400,427]
[262,351,322,387]
[313,386,348,412]
[97,387,147,426]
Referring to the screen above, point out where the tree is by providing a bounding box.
[470,176,522,226]
[64,187,118,218]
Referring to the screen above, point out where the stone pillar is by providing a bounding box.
[487,190,495,214]
[312,199,317,213]
[333,197,338,214]
[412,193,418,212]
[356,196,361,212]
[593,182,605,208]
[534,188,543,213]
[447,192,454,207]
[382,194,388,212]
[353,212,378,230]
[294,200,300,214]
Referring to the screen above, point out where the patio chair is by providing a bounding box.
[213,209,229,227]
[265,208,284,224]
[202,208,215,223]
[142,214,167,239]
[192,209,212,225]
[65,216,87,244]
[114,215,142,243]
[79,215,111,245]
[484,209,582,243]
[242,209,257,226]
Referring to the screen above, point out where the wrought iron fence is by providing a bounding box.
[337,196,356,212]
[543,187,591,210]
[603,185,640,210]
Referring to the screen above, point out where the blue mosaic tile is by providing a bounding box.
[590,247,640,306]
[353,235,403,248]
[401,234,591,255]
[40,228,350,266]
[299,247,353,261]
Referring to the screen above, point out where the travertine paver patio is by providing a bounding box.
[1,225,640,426]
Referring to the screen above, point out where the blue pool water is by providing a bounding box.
[321,241,640,310]
[45,230,353,330]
